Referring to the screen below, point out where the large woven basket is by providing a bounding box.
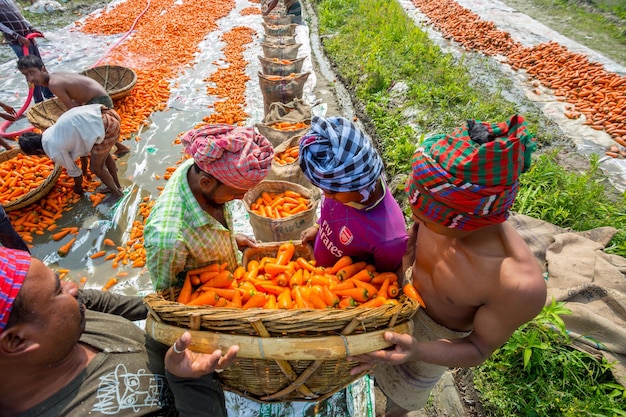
[0,148,61,212]
[79,65,137,100]
[26,97,68,131]
[144,243,420,403]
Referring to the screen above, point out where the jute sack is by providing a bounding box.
[263,14,293,25]
[261,35,297,46]
[258,71,311,115]
[265,134,315,189]
[261,43,301,60]
[263,98,311,123]
[263,22,298,37]
[256,121,310,147]
[243,180,320,242]
[259,56,306,77]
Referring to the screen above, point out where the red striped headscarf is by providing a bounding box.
[405,115,535,231]
[181,124,274,190]
[0,248,30,331]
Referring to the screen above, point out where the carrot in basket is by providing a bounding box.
[242,293,267,309]
[187,290,219,306]
[403,283,426,308]
[276,241,296,265]
[333,287,369,303]
[359,296,386,308]
[336,261,368,281]
[176,273,193,304]
[202,270,234,288]
[326,256,353,274]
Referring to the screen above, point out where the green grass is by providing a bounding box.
[311,0,626,414]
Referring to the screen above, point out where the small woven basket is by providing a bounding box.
[26,98,68,131]
[0,148,61,212]
[144,242,419,403]
[79,65,137,100]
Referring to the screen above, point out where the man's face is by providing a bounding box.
[19,66,47,87]
[200,173,248,205]
[19,258,86,358]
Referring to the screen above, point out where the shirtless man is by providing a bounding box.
[17,55,130,157]
[348,115,548,417]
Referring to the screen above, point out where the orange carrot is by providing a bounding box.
[403,283,426,308]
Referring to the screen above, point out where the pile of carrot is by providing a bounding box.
[412,0,626,153]
[270,121,309,131]
[0,153,55,206]
[249,190,310,218]
[176,242,426,309]
[270,58,296,65]
[264,73,298,81]
[273,145,299,164]
[203,26,257,125]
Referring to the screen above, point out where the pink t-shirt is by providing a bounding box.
[313,186,408,272]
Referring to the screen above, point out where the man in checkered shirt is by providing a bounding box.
[0,0,53,103]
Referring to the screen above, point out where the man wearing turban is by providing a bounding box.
[0,247,238,416]
[299,116,408,273]
[347,115,547,416]
[144,124,274,291]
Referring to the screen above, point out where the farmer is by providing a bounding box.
[17,55,130,156]
[0,0,54,103]
[0,247,238,417]
[262,0,302,24]
[299,116,408,273]
[347,115,548,417]
[144,124,274,291]
[18,103,124,201]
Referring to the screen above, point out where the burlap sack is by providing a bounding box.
[263,22,298,37]
[263,98,311,123]
[258,71,311,115]
[243,180,320,242]
[256,121,310,147]
[265,134,315,189]
[261,43,302,60]
[259,56,306,77]
[261,35,297,46]
[263,14,293,25]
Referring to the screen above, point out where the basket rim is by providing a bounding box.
[145,315,413,360]
[79,64,138,98]
[0,148,62,212]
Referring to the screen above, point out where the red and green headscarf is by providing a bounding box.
[405,115,535,231]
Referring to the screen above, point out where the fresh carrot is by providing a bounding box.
[336,261,368,281]
[57,237,77,257]
[359,296,387,308]
[90,250,107,259]
[327,255,353,274]
[403,283,426,308]
[242,293,268,309]
[187,290,219,306]
[176,272,193,304]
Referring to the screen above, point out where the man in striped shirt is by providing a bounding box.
[0,0,54,103]
[144,125,274,291]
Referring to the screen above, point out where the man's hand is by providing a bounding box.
[300,225,318,244]
[235,233,257,251]
[347,331,417,375]
[165,331,239,378]
[16,35,31,47]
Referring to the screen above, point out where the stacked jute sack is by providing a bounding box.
[249,1,318,243]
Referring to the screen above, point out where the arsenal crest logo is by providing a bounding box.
[339,226,354,245]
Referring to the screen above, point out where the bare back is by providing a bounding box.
[411,221,546,354]
[47,73,109,109]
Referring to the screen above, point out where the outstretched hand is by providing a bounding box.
[165,331,239,378]
[347,331,417,375]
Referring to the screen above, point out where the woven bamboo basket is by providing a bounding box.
[26,97,68,131]
[144,242,420,403]
[79,65,137,100]
[0,148,61,212]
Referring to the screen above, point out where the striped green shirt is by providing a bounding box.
[144,159,240,291]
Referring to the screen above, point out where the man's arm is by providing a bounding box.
[144,232,189,291]
[349,269,547,372]
[79,289,148,321]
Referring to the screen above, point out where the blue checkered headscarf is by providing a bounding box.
[299,116,383,199]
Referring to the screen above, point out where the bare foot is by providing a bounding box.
[114,143,131,157]
[95,185,111,194]
[104,192,124,205]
